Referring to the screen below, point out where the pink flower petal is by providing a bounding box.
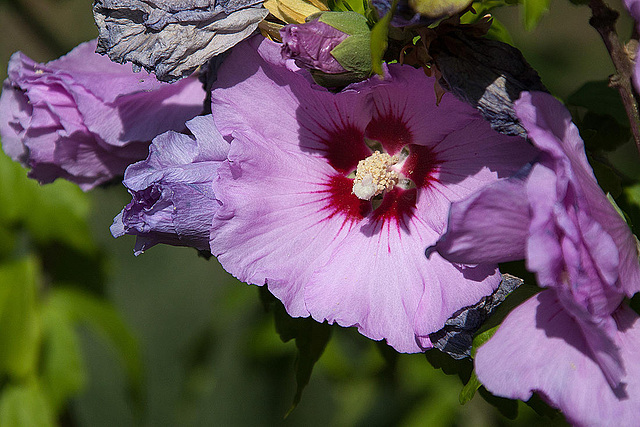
[433,175,530,264]
[476,290,640,426]
[515,92,640,297]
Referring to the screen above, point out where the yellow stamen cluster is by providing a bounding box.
[352,151,399,201]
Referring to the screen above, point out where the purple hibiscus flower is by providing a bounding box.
[0,40,204,190]
[433,91,640,424]
[206,36,536,352]
[111,115,229,255]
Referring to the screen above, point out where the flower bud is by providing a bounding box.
[280,11,372,88]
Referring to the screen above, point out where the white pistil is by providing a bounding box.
[352,151,400,201]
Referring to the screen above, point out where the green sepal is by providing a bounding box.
[318,10,370,35]
[331,33,372,73]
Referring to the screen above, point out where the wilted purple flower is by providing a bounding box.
[433,91,640,423]
[0,40,205,190]
[111,115,228,255]
[280,12,373,87]
[206,37,535,352]
[93,0,268,82]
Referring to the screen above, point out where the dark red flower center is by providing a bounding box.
[316,113,438,230]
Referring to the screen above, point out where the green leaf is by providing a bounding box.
[473,282,540,339]
[471,325,499,355]
[47,288,142,391]
[0,257,42,379]
[261,287,332,416]
[370,0,397,75]
[0,382,55,427]
[424,349,473,384]
[460,3,515,44]
[485,17,514,45]
[462,0,516,19]
[41,301,87,412]
[567,81,630,127]
[526,393,563,419]
[0,151,95,253]
[577,112,631,153]
[589,154,622,197]
[626,184,640,211]
[478,386,519,419]
[605,193,636,245]
[285,319,332,417]
[328,0,368,15]
[0,226,16,260]
[459,370,482,404]
[630,292,640,316]
[623,183,640,234]
[522,0,550,30]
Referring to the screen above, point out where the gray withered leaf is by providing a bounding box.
[93,0,268,82]
[428,274,523,360]
[428,30,547,137]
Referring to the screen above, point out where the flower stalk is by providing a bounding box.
[589,0,640,156]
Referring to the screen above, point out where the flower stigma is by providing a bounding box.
[352,151,400,201]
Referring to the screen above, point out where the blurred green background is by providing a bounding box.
[0,0,635,425]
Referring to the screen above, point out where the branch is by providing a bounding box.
[589,0,640,157]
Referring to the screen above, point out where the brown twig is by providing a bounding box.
[589,0,640,157]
